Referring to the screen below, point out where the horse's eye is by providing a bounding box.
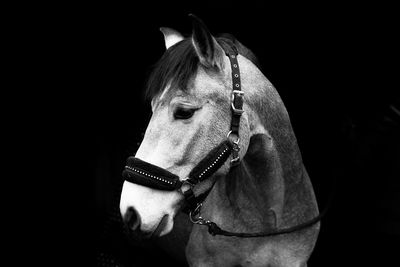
[173,107,196,120]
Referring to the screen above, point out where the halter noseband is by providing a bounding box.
[122,43,243,211]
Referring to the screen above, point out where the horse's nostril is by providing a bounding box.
[124,207,141,230]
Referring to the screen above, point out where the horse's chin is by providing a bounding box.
[120,181,183,239]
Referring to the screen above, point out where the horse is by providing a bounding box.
[119,15,320,267]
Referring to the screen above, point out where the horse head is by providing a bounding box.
[119,17,319,267]
[119,15,258,237]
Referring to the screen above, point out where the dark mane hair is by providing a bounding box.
[145,34,261,100]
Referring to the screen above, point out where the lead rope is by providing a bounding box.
[189,194,333,237]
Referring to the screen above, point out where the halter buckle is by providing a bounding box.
[231,90,244,115]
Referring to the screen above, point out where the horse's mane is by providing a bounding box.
[145,34,261,100]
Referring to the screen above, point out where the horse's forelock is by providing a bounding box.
[145,39,198,101]
[145,35,261,101]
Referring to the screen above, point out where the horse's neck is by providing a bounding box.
[202,120,318,232]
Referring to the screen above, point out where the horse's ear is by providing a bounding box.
[160,27,184,50]
[189,14,224,69]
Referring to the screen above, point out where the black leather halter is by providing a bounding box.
[122,43,244,209]
[122,44,326,237]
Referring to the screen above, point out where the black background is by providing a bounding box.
[18,2,399,266]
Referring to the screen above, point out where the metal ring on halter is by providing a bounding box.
[226,130,240,145]
[189,203,205,224]
[178,178,195,195]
